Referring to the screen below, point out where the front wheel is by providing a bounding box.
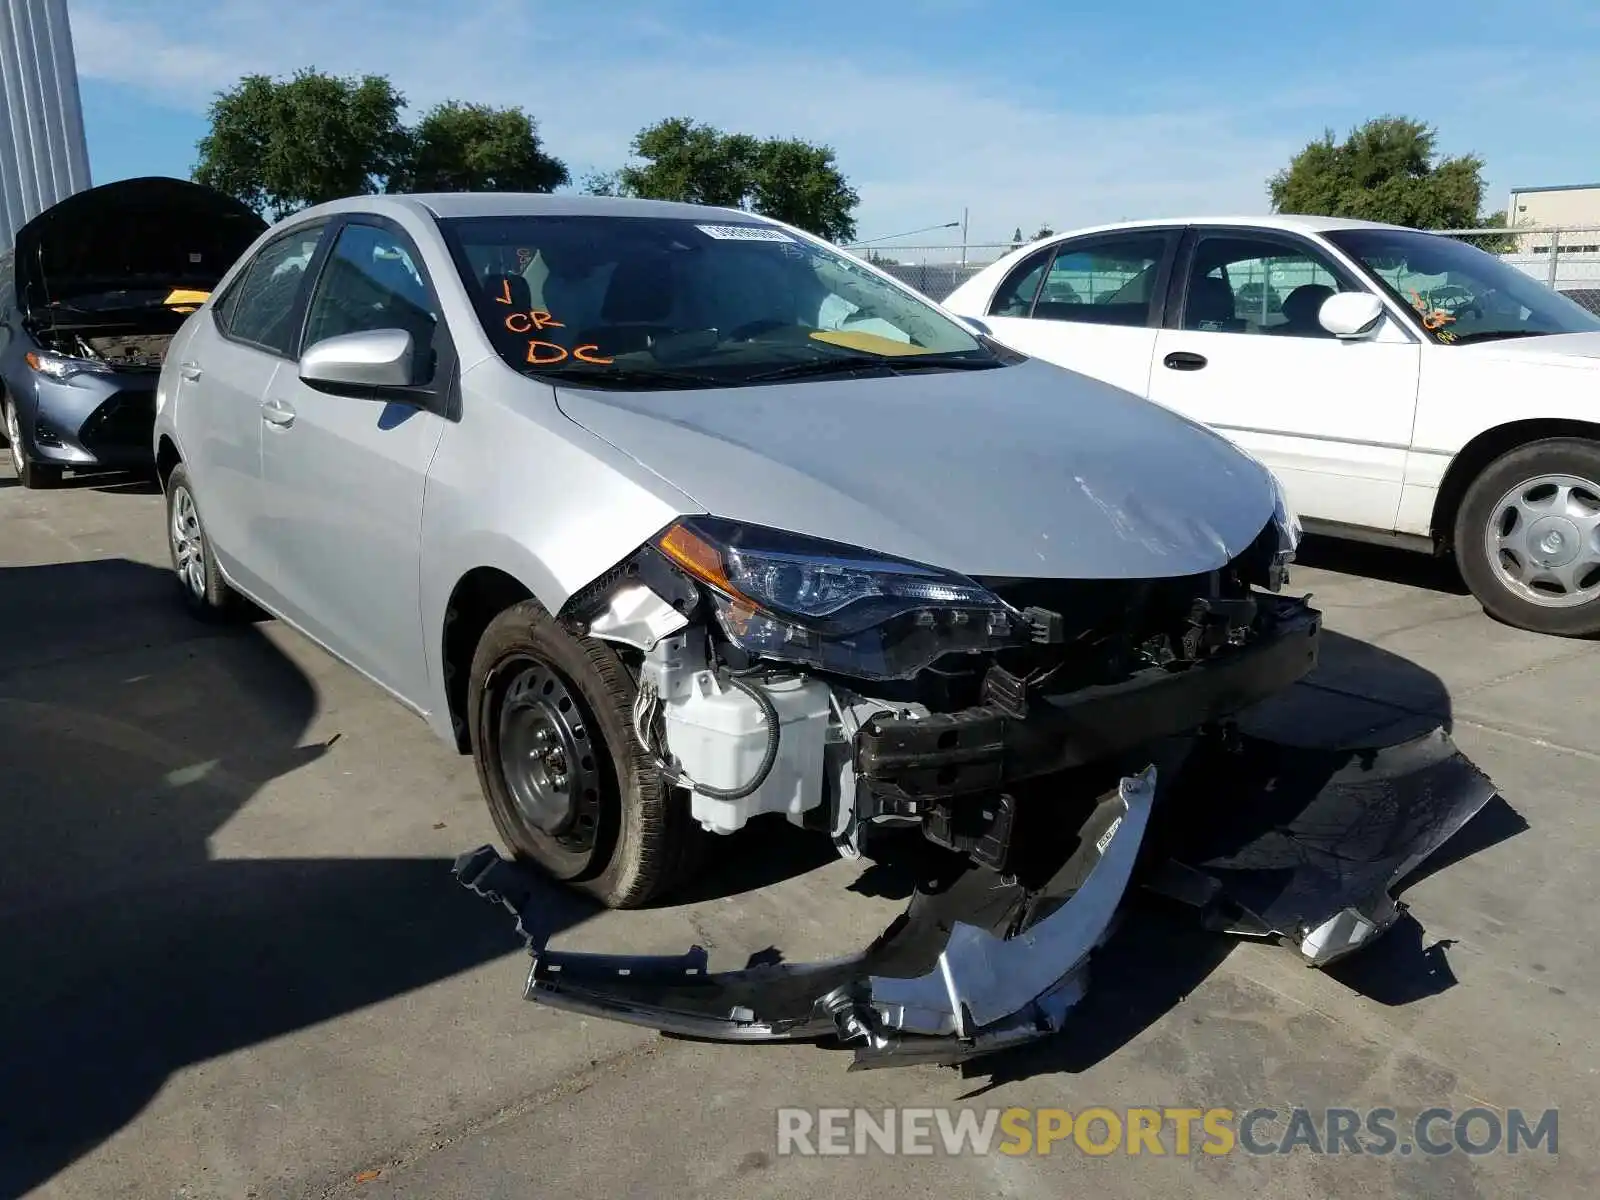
[4,397,62,489]
[1455,437,1600,637]
[467,600,701,908]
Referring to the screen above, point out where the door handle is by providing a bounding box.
[261,398,296,428]
[1162,351,1208,371]
[179,361,203,382]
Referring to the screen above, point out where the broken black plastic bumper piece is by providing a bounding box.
[454,766,1158,1068]
[454,721,1498,1070]
[856,595,1320,802]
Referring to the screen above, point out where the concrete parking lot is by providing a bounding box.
[3,459,1597,1200]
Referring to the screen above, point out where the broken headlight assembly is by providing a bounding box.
[652,517,1030,680]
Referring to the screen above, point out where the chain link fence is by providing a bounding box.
[850,228,1600,314]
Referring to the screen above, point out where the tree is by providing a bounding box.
[1033,224,1054,240]
[194,69,409,218]
[1011,227,1024,250]
[603,117,860,242]
[747,137,859,244]
[391,102,567,194]
[1268,116,1496,233]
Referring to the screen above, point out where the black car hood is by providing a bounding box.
[9,177,266,321]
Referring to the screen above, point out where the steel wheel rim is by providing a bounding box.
[1483,472,1600,609]
[170,485,207,599]
[4,402,22,474]
[497,658,603,852]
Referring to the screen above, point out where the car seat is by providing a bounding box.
[1186,274,1245,332]
[1278,284,1336,336]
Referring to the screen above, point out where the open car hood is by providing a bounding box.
[553,358,1279,580]
[9,176,267,321]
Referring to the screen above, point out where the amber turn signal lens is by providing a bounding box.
[656,522,736,595]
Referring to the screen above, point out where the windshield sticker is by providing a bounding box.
[516,247,534,269]
[505,310,564,334]
[696,224,796,244]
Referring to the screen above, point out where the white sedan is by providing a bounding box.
[943,215,1600,637]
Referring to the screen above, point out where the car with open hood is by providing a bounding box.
[148,194,1494,1067]
[1,176,266,487]
[943,216,1600,638]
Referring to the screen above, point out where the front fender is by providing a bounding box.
[417,363,698,739]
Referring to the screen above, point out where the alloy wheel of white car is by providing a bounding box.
[1483,472,1600,609]
[1456,437,1600,638]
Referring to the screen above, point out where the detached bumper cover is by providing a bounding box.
[857,594,1320,801]
[455,765,1159,1069]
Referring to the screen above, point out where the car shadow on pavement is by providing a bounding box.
[1295,534,1470,596]
[0,558,591,1200]
[956,627,1526,1090]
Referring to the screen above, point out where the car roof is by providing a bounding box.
[1032,213,1410,240]
[281,192,764,226]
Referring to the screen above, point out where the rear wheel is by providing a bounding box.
[467,600,700,908]
[164,464,239,620]
[1455,437,1600,637]
[3,397,62,489]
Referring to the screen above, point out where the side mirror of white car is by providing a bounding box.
[1318,292,1385,339]
[300,329,416,391]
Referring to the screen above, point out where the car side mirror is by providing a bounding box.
[1318,293,1385,339]
[299,329,416,390]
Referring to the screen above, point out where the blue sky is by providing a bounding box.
[69,0,1600,248]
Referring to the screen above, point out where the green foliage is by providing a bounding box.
[1267,116,1497,233]
[194,69,410,218]
[194,70,568,217]
[391,102,568,194]
[610,117,860,242]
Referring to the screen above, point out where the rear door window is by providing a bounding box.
[218,223,329,356]
[1034,235,1170,327]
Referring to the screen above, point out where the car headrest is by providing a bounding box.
[1281,284,1337,330]
[601,256,674,323]
[1187,275,1238,329]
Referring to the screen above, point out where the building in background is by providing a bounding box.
[1,0,92,249]
[1507,182,1600,256]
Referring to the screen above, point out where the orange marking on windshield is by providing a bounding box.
[527,340,569,365]
[573,344,613,364]
[494,279,514,305]
[531,310,563,330]
[505,312,533,334]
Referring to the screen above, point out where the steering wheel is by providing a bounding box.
[724,318,795,342]
[1429,285,1480,318]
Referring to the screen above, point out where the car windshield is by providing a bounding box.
[439,214,998,387]
[1326,227,1600,345]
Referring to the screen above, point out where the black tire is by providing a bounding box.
[1455,437,1600,637]
[164,464,239,620]
[4,397,63,489]
[467,599,700,908]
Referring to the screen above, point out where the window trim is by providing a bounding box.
[1166,225,1399,339]
[295,212,460,419]
[212,218,332,358]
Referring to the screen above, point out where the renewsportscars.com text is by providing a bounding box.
[775,1106,1559,1158]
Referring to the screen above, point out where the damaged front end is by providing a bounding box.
[456,512,1496,1069]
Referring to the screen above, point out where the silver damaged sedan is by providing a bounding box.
[153,195,1491,1067]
